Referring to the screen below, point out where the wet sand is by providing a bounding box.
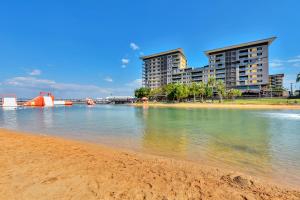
[0,128,299,200]
[132,102,300,110]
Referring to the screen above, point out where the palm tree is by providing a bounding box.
[207,77,216,88]
[297,73,300,97]
[189,82,199,102]
[227,89,242,101]
[215,80,225,103]
[207,77,216,102]
[198,82,206,102]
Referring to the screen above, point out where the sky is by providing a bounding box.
[0,0,300,98]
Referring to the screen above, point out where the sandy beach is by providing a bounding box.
[132,102,300,110]
[0,129,299,200]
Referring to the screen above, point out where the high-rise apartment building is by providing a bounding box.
[204,37,276,91]
[141,37,277,93]
[141,48,187,89]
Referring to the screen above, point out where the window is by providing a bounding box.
[239,55,248,58]
[239,49,248,53]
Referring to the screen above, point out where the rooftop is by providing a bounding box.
[140,48,185,60]
[269,73,284,77]
[204,37,276,56]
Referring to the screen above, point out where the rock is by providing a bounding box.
[232,176,251,187]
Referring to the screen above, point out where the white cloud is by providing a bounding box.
[121,58,130,68]
[1,76,141,98]
[3,76,112,98]
[6,76,55,86]
[130,42,139,50]
[270,55,300,69]
[139,52,144,56]
[121,58,129,65]
[29,69,42,76]
[126,78,142,88]
[287,55,300,63]
[292,63,300,67]
[269,61,283,68]
[104,76,113,82]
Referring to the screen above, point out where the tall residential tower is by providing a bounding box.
[141,48,187,89]
[204,37,276,91]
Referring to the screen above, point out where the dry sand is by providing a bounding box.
[132,102,300,110]
[0,128,299,200]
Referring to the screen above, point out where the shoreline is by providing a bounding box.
[131,102,300,110]
[0,128,299,199]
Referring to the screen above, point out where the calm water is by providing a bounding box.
[1,105,300,187]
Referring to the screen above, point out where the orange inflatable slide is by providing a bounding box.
[23,92,73,107]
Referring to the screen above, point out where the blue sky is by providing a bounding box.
[0,0,300,98]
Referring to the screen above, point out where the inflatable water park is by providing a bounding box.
[1,92,74,108]
[1,92,136,108]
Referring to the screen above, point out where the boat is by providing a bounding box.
[86,98,96,105]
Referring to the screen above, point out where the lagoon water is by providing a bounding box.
[1,105,300,187]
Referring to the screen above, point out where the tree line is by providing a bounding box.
[134,77,242,102]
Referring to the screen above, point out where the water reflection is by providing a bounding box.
[137,107,189,156]
[0,107,18,129]
[202,110,272,176]
[138,108,273,175]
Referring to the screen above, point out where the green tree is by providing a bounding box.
[207,77,216,88]
[297,73,300,97]
[227,89,242,100]
[134,87,150,99]
[198,82,206,102]
[164,83,176,101]
[297,73,300,83]
[189,82,200,102]
[205,85,213,101]
[206,77,216,101]
[174,83,189,102]
[149,87,163,101]
[215,80,226,103]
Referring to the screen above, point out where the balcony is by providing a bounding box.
[216,70,225,74]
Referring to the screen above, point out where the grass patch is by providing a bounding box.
[217,98,300,105]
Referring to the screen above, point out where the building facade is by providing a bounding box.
[269,74,284,88]
[141,48,187,89]
[141,37,277,93]
[204,37,276,92]
[171,66,209,84]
